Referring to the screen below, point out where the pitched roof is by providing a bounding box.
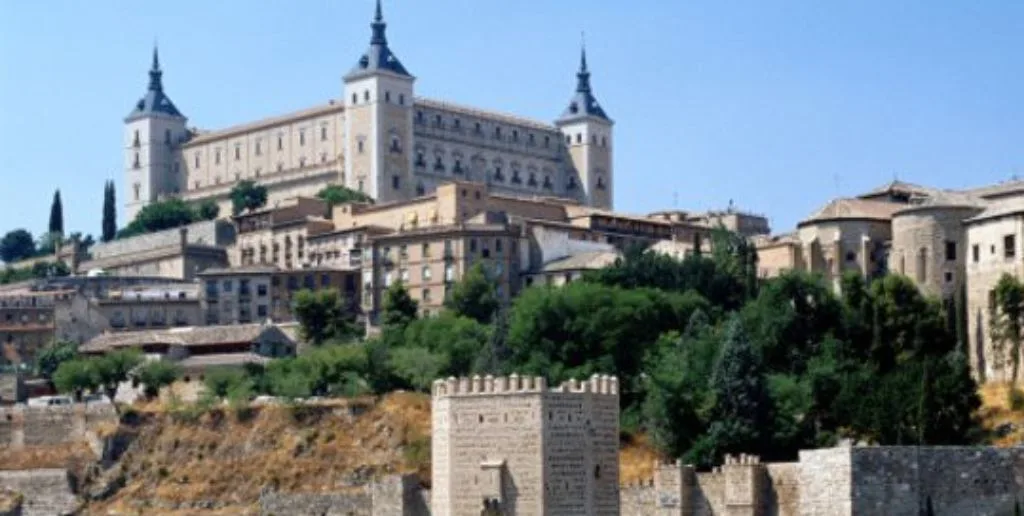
[125,48,184,121]
[556,48,611,124]
[965,199,1024,225]
[176,352,273,371]
[857,180,937,200]
[344,1,411,81]
[799,198,904,226]
[539,250,621,273]
[81,323,288,353]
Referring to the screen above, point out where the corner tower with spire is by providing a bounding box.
[343,0,415,203]
[124,46,188,221]
[556,45,614,210]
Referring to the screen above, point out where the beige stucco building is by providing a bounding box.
[965,201,1024,384]
[123,1,615,224]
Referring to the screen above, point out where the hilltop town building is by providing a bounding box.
[756,180,1024,385]
[123,1,614,223]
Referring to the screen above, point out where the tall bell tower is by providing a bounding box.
[343,0,415,203]
[124,47,187,222]
[555,46,614,210]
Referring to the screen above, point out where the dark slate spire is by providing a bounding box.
[576,46,591,93]
[557,43,611,124]
[148,46,163,92]
[125,45,184,121]
[345,0,411,80]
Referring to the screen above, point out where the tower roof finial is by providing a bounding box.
[580,31,588,73]
[370,0,387,45]
[148,44,163,92]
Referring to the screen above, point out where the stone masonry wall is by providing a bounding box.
[0,403,117,448]
[88,219,234,261]
[849,447,1024,515]
[259,474,428,516]
[0,470,78,516]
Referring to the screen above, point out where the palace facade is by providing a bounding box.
[123,1,614,222]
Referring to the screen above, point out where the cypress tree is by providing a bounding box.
[707,316,775,459]
[955,283,969,356]
[48,189,64,237]
[102,181,117,242]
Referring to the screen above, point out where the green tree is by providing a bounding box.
[991,274,1024,382]
[48,189,64,237]
[381,282,418,329]
[230,180,269,215]
[389,346,448,392]
[293,289,360,345]
[403,312,490,376]
[102,180,117,242]
[0,229,36,262]
[444,262,499,324]
[700,316,775,466]
[92,349,143,401]
[35,340,78,379]
[317,184,373,214]
[643,310,719,459]
[506,281,708,410]
[52,359,98,401]
[195,199,220,221]
[204,368,254,399]
[585,244,746,311]
[134,360,181,399]
[118,198,198,238]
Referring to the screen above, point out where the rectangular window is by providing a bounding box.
[321,126,327,141]
[945,241,956,261]
[1005,235,1016,259]
[299,130,306,146]
[234,146,240,160]
[422,288,431,302]
[255,140,262,156]
[422,265,432,281]
[277,135,283,151]
[496,239,503,253]
[469,238,477,253]
[392,175,400,190]
[422,242,431,258]
[972,244,980,263]
[215,149,221,165]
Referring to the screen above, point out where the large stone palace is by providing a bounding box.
[123,0,613,222]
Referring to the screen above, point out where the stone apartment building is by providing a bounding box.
[0,276,196,367]
[122,1,614,223]
[198,265,358,325]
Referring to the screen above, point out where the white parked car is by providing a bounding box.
[26,395,74,407]
[83,393,112,404]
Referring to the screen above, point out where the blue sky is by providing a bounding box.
[1,1,1021,239]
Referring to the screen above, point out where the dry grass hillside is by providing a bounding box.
[979,382,1024,447]
[84,392,432,515]
[1,391,661,514]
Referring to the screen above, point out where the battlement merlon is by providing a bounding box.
[431,373,619,397]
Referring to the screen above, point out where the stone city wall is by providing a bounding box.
[0,470,77,516]
[0,403,117,449]
[259,474,428,516]
[88,219,234,261]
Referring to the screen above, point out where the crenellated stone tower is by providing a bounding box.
[343,0,415,203]
[556,46,614,210]
[123,47,188,222]
[432,373,620,516]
